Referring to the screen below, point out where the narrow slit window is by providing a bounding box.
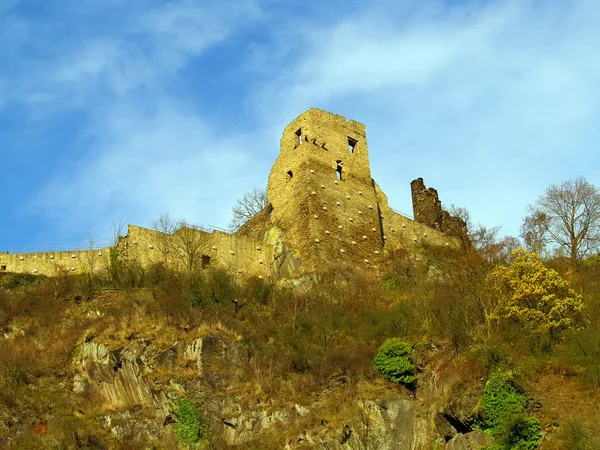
[336,164,343,180]
[295,128,303,145]
[348,137,357,153]
[201,255,211,269]
[287,170,293,179]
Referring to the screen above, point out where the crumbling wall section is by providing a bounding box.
[235,205,273,241]
[374,182,459,255]
[410,178,467,241]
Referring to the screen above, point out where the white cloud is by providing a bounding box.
[4,0,263,112]
[53,40,149,95]
[139,0,262,61]
[19,0,267,243]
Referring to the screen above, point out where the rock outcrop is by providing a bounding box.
[71,332,491,449]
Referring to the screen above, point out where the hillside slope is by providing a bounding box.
[1,246,599,449]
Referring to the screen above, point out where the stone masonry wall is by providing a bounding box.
[268,108,385,271]
[118,225,276,280]
[0,248,111,277]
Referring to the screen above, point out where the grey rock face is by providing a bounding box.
[446,430,493,450]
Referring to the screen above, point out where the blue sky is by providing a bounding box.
[1,0,599,251]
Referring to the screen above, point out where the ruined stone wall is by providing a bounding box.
[236,206,273,241]
[268,108,385,271]
[118,225,276,280]
[374,183,458,255]
[411,178,444,230]
[1,108,466,280]
[0,248,111,277]
[411,178,468,241]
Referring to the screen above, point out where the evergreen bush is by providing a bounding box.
[480,371,541,450]
[374,339,417,387]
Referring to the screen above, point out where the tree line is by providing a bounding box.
[449,176,600,266]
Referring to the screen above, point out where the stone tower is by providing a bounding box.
[267,108,385,271]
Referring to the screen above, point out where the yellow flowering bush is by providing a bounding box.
[491,249,585,337]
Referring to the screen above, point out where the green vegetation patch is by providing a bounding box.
[480,371,541,450]
[374,338,417,388]
[169,395,208,448]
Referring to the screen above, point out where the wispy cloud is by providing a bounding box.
[2,0,267,243]
[4,0,263,111]
[32,100,260,239]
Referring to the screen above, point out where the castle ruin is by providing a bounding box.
[0,108,466,280]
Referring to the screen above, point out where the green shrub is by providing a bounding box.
[480,371,541,450]
[169,395,208,448]
[374,339,417,387]
[481,371,526,428]
[492,413,541,450]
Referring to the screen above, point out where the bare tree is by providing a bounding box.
[151,213,209,272]
[82,233,102,298]
[150,213,178,264]
[520,211,550,258]
[111,218,126,247]
[449,205,520,263]
[151,213,180,235]
[228,188,268,231]
[172,224,209,273]
[106,218,126,282]
[523,177,600,263]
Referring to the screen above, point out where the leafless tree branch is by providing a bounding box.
[522,177,600,263]
[228,188,268,231]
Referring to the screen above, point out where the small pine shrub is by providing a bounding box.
[480,371,541,450]
[481,371,526,429]
[169,395,208,448]
[374,339,417,387]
